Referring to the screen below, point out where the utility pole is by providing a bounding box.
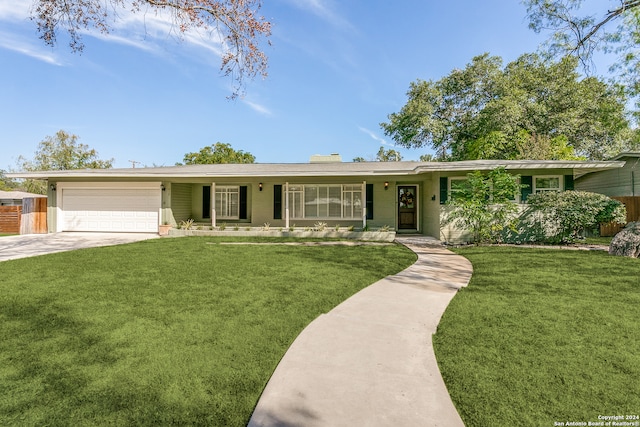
[128,160,141,168]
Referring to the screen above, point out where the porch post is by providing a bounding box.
[211,182,216,228]
[362,180,366,229]
[285,182,290,229]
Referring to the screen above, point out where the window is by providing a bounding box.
[448,177,468,201]
[289,184,363,219]
[534,176,561,193]
[215,186,239,219]
[447,176,520,202]
[289,185,304,219]
[343,185,363,218]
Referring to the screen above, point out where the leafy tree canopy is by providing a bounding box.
[0,170,16,191]
[353,147,403,162]
[17,130,113,194]
[524,0,640,99]
[180,142,255,164]
[30,0,271,98]
[381,53,635,161]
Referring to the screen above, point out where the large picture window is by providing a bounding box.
[216,186,239,219]
[289,184,363,219]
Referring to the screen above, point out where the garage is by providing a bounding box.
[58,183,161,233]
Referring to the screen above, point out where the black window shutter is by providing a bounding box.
[521,176,533,202]
[564,175,574,191]
[439,177,448,204]
[202,186,211,219]
[239,186,248,219]
[366,184,374,220]
[273,185,282,219]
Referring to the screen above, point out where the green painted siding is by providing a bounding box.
[171,183,192,222]
[576,157,640,197]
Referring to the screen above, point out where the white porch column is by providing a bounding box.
[211,182,216,228]
[285,182,290,229]
[362,180,367,229]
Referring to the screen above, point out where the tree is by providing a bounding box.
[30,0,271,98]
[524,0,640,96]
[18,130,113,194]
[180,142,255,164]
[0,170,16,191]
[381,53,633,161]
[443,167,522,244]
[352,147,402,162]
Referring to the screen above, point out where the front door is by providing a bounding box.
[398,186,417,230]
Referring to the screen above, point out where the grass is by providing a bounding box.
[0,237,416,426]
[583,236,613,245]
[433,247,640,427]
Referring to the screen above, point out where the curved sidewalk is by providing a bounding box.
[248,236,473,427]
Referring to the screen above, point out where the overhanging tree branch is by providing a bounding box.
[30,0,271,98]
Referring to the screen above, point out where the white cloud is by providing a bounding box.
[0,3,224,63]
[243,99,273,116]
[0,3,30,20]
[0,30,63,65]
[358,126,392,146]
[286,0,354,31]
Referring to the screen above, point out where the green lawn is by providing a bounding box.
[434,247,640,427]
[0,237,416,426]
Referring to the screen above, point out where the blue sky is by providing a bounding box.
[1,0,552,169]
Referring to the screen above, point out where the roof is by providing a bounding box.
[6,159,625,180]
[0,190,46,199]
[610,152,640,161]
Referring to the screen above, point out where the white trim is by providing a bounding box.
[285,182,290,229]
[362,180,366,229]
[211,182,216,227]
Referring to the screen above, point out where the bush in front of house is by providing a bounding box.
[526,191,626,243]
[444,167,522,244]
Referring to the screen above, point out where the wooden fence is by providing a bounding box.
[0,206,21,234]
[20,197,48,234]
[600,196,640,236]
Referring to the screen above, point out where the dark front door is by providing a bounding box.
[398,186,417,229]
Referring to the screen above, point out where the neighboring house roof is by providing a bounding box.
[6,159,625,179]
[610,152,640,161]
[0,190,46,199]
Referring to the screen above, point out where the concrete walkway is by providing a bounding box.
[0,232,158,262]
[248,236,473,427]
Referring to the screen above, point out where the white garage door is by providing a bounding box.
[61,187,160,232]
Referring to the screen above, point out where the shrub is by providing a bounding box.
[444,167,522,244]
[526,191,626,243]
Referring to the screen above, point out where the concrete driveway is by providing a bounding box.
[0,232,159,262]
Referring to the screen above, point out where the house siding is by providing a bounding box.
[576,156,640,197]
[171,183,192,223]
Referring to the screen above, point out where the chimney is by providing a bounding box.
[310,153,342,163]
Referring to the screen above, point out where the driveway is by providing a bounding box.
[0,232,159,262]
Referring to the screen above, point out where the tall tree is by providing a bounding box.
[381,53,633,160]
[18,130,113,194]
[181,142,255,164]
[524,0,640,98]
[352,147,403,162]
[0,170,16,191]
[30,0,271,98]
